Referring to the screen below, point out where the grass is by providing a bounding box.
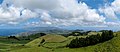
[1,32,120,52]
[41,34,67,42]
[0,37,30,44]
[26,34,67,46]
[0,43,23,52]
[0,43,11,52]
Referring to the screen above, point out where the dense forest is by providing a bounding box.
[67,30,114,48]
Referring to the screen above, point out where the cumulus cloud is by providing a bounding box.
[39,0,105,26]
[112,0,120,13]
[99,6,117,20]
[2,0,60,10]
[99,0,120,20]
[2,0,120,27]
[106,22,120,27]
[0,6,38,25]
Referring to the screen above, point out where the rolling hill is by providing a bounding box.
[8,31,120,52]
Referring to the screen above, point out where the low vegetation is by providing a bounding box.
[0,30,119,52]
[67,30,114,48]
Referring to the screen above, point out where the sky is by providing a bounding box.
[0,0,120,30]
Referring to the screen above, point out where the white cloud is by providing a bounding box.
[112,0,120,14]
[99,6,117,20]
[46,1,106,26]
[0,6,38,25]
[21,9,39,19]
[0,0,111,27]
[105,22,120,27]
[3,0,60,10]
[99,0,120,20]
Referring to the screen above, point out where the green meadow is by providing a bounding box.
[0,31,120,52]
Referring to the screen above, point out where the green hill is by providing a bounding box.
[2,32,120,52]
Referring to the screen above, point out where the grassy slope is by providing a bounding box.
[26,35,67,46]
[0,37,30,44]
[8,32,120,52]
[0,43,11,52]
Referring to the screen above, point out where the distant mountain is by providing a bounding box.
[0,27,70,36]
[17,27,70,36]
[0,29,27,36]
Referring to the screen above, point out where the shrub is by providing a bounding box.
[40,39,45,44]
[67,30,114,48]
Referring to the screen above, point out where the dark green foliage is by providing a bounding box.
[62,30,89,37]
[101,30,114,42]
[39,33,46,36]
[88,35,99,45]
[28,33,46,40]
[38,45,40,47]
[82,31,92,35]
[8,36,20,41]
[67,37,81,48]
[38,39,45,47]
[67,30,114,48]
[22,44,25,46]
[69,31,83,36]
[19,33,46,41]
[0,33,46,44]
[40,39,45,44]
[68,30,92,36]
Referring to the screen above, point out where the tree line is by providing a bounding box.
[67,30,114,48]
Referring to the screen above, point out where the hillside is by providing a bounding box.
[26,35,68,47]
[0,27,69,36]
[9,32,120,52]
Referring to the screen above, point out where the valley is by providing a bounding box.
[0,30,119,52]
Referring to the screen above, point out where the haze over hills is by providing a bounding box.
[0,29,27,36]
[0,0,120,52]
[0,26,119,36]
[0,27,69,36]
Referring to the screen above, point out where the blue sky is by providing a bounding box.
[79,0,115,9]
[0,0,120,31]
[0,0,3,4]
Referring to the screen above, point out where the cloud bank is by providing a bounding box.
[0,0,120,28]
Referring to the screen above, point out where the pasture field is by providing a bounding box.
[0,32,120,52]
